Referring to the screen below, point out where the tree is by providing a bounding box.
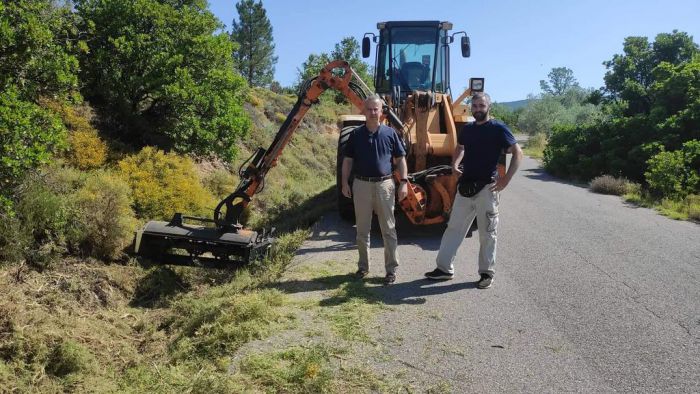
[230,0,277,87]
[0,0,76,201]
[603,31,698,115]
[331,37,373,88]
[544,32,700,190]
[0,87,67,196]
[0,0,80,100]
[76,0,250,162]
[539,67,578,96]
[294,52,331,92]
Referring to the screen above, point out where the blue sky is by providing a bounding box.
[209,0,700,103]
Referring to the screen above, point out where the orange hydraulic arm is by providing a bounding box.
[213,59,439,231]
[213,60,368,230]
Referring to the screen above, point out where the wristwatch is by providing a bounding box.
[399,178,409,183]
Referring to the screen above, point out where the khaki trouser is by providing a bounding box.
[352,179,399,274]
[436,183,499,275]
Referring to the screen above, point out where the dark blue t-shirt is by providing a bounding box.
[344,124,406,177]
[457,119,516,180]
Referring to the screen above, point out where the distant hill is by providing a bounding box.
[494,99,530,111]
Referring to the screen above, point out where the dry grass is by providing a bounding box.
[590,175,635,195]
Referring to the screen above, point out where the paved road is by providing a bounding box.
[293,155,700,392]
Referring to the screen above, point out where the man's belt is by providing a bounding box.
[354,174,393,182]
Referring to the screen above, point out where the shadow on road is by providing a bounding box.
[293,211,448,259]
[522,167,588,188]
[272,273,478,306]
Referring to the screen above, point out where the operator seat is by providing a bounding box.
[400,62,429,90]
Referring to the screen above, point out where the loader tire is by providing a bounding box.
[337,124,359,222]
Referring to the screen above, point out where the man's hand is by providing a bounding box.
[490,176,510,192]
[342,182,352,198]
[397,182,408,201]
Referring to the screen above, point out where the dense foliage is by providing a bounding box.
[0,1,77,201]
[518,67,603,137]
[231,0,277,87]
[543,31,699,199]
[75,0,250,161]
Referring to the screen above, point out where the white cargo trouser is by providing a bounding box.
[352,178,399,274]
[436,183,499,275]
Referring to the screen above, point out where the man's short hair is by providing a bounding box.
[364,94,383,106]
[471,92,491,106]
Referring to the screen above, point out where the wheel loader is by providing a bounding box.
[134,20,502,265]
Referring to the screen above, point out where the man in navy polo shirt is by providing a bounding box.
[341,94,408,285]
[425,92,523,289]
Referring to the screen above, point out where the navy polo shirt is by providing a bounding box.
[458,119,516,180]
[344,125,406,177]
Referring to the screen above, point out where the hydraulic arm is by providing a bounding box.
[135,60,383,264]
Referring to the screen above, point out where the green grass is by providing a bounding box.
[237,344,336,393]
[624,191,700,221]
[0,86,406,393]
[320,280,386,342]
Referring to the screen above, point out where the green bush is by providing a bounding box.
[0,87,68,197]
[14,176,74,268]
[73,171,138,261]
[117,147,217,220]
[645,140,700,198]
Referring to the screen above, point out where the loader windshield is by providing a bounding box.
[375,25,448,94]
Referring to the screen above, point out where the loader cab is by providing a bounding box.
[363,21,469,104]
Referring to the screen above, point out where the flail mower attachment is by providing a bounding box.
[134,213,273,267]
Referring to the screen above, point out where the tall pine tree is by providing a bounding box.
[231,0,277,87]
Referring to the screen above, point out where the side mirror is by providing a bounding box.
[461,36,471,58]
[469,78,484,92]
[362,36,371,58]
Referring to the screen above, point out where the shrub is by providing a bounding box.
[203,168,238,200]
[0,209,29,266]
[248,92,264,108]
[526,133,547,151]
[688,195,700,221]
[14,176,74,268]
[0,88,68,197]
[590,175,632,195]
[68,128,108,170]
[117,147,217,220]
[73,171,138,261]
[40,99,107,170]
[645,140,700,198]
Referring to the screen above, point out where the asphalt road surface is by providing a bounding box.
[293,155,700,392]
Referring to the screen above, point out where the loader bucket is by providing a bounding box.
[134,215,273,267]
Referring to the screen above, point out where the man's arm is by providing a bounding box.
[491,143,523,192]
[341,157,353,198]
[393,155,408,201]
[451,144,465,175]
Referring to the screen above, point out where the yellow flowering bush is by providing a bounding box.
[117,147,217,220]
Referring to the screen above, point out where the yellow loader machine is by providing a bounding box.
[337,20,496,225]
[134,20,496,265]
